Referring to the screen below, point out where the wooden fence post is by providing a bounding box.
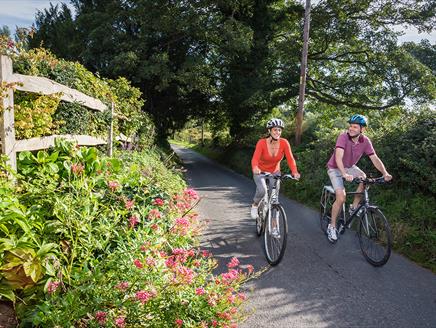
[0,55,17,172]
[107,101,114,156]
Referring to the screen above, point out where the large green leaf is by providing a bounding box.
[0,286,16,302]
[36,243,58,258]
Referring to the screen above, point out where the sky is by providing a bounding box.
[0,0,435,44]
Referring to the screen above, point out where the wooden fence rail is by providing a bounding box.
[0,55,116,172]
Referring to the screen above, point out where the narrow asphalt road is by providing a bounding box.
[172,145,436,328]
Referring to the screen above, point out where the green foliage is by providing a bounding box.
[1,43,153,144]
[1,141,251,326]
[14,91,61,139]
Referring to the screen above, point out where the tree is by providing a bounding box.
[30,0,435,140]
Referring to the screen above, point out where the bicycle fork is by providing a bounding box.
[267,188,280,235]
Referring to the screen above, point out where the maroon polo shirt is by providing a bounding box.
[327,132,375,169]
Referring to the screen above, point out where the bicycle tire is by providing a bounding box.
[263,205,288,266]
[358,207,392,266]
[320,188,333,233]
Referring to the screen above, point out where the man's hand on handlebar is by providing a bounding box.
[343,173,354,182]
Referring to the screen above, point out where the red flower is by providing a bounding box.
[195,287,205,295]
[124,199,135,210]
[135,290,155,304]
[71,163,84,175]
[133,259,143,269]
[108,180,120,192]
[115,281,129,291]
[115,316,126,328]
[129,215,139,228]
[148,209,161,220]
[175,319,183,327]
[227,257,240,268]
[95,311,107,324]
[153,198,164,206]
[47,281,60,294]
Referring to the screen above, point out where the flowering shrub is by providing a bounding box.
[0,141,252,326]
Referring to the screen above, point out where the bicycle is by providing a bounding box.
[256,172,298,266]
[320,176,392,266]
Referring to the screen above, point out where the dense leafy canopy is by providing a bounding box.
[29,0,435,138]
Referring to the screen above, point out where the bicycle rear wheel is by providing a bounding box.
[358,207,392,266]
[263,205,287,266]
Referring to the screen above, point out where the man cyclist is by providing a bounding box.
[326,114,392,242]
[250,118,300,220]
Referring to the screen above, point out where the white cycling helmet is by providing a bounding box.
[266,118,285,130]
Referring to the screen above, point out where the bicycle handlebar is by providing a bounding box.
[260,172,299,181]
[351,176,390,185]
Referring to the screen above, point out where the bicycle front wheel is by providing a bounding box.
[320,187,334,233]
[358,207,392,266]
[263,205,288,266]
[256,199,265,236]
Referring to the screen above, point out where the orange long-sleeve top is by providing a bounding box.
[251,138,298,175]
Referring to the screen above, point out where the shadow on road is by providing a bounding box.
[173,145,436,328]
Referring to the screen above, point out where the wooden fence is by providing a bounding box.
[0,55,120,172]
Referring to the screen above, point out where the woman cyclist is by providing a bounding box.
[250,118,300,219]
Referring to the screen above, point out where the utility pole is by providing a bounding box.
[295,0,311,146]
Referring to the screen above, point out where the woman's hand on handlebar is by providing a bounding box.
[253,167,261,175]
[292,172,301,180]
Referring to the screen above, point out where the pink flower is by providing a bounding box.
[227,257,240,268]
[184,188,199,200]
[218,312,232,320]
[195,287,205,295]
[176,265,195,284]
[71,163,84,175]
[165,257,176,268]
[95,311,107,324]
[47,281,60,294]
[108,180,120,192]
[201,250,211,258]
[146,257,156,266]
[221,269,239,284]
[246,264,254,274]
[150,223,159,230]
[153,198,164,206]
[193,260,201,267]
[175,319,183,327]
[133,259,143,269]
[175,217,189,226]
[115,316,126,328]
[135,290,155,304]
[227,294,236,304]
[148,209,161,220]
[172,248,185,255]
[211,320,218,327]
[238,292,247,301]
[115,281,129,291]
[124,199,135,210]
[129,215,140,228]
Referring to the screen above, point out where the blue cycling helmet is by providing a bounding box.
[348,114,367,127]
